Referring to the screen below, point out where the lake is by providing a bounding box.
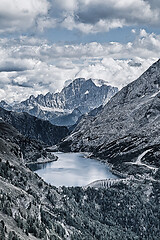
[30,152,118,187]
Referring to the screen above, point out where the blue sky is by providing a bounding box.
[0,0,160,103]
[43,26,136,44]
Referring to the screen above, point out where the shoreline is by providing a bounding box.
[83,151,127,179]
[26,155,58,166]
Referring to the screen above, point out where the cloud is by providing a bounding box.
[128,60,142,67]
[0,30,159,103]
[0,59,34,72]
[53,0,77,12]
[0,0,160,34]
[147,0,160,9]
[0,0,49,33]
[48,0,160,33]
[75,0,159,25]
[0,2,159,103]
[75,57,155,89]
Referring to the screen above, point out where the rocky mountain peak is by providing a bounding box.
[0,78,118,126]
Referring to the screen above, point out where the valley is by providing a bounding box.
[0,60,160,239]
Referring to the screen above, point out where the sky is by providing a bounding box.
[0,0,160,103]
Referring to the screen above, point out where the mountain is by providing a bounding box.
[0,62,160,239]
[59,59,160,178]
[0,107,69,146]
[0,78,118,126]
[0,119,58,164]
[0,117,160,239]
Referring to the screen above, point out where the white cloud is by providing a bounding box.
[0,1,159,104]
[0,0,160,34]
[48,0,160,33]
[75,57,156,89]
[0,0,49,33]
[0,30,159,103]
[61,15,125,34]
[140,29,148,37]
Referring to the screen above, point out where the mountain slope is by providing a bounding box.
[59,59,160,177]
[0,107,69,146]
[0,119,58,163]
[0,120,160,239]
[0,78,118,126]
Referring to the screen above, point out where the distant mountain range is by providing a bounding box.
[0,78,118,126]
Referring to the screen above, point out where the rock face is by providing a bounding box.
[0,107,69,146]
[59,59,160,175]
[0,78,118,126]
[0,100,12,110]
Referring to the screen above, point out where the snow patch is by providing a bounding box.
[84,90,89,95]
[92,79,108,87]
[40,106,72,114]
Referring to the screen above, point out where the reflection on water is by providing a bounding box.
[30,152,118,187]
[29,162,52,171]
